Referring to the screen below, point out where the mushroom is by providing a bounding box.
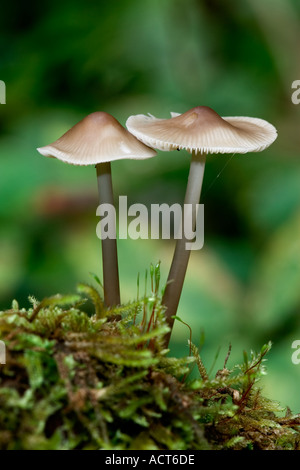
[37,112,156,308]
[126,106,277,346]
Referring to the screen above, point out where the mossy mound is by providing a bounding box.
[0,282,300,450]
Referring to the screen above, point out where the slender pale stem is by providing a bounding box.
[96,162,121,307]
[162,151,206,347]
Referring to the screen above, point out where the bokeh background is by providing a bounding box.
[1,0,300,411]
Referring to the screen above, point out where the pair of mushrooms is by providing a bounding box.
[37,106,277,346]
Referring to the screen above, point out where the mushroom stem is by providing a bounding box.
[162,151,206,347]
[96,162,121,307]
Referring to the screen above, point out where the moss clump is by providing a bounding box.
[0,279,300,450]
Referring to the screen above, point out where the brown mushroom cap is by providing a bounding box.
[37,111,156,165]
[126,106,277,154]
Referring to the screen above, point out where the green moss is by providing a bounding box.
[0,277,299,450]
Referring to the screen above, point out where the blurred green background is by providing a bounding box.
[1,0,300,411]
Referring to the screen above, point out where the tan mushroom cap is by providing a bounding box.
[37,111,157,165]
[126,106,277,154]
